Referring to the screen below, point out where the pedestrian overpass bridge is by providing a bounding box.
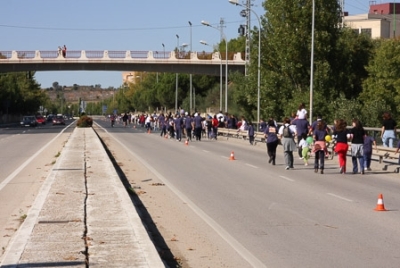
[0,50,245,76]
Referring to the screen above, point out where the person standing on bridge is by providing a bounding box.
[62,45,67,58]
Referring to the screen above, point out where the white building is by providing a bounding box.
[344,2,400,38]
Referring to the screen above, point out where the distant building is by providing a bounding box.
[344,2,400,38]
[122,72,136,84]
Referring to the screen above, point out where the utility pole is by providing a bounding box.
[245,0,251,76]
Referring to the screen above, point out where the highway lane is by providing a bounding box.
[96,120,400,267]
[0,123,74,182]
[0,121,75,259]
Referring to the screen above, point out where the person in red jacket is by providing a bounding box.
[212,115,219,140]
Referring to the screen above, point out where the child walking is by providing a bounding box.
[298,133,310,165]
[248,122,255,145]
[363,131,377,171]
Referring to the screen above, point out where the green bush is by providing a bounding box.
[76,115,93,128]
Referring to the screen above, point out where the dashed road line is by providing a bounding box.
[279,176,295,182]
[245,163,258,169]
[327,193,353,202]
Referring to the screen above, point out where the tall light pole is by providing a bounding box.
[162,43,165,58]
[201,20,228,112]
[229,0,261,124]
[189,21,193,113]
[309,0,315,122]
[175,34,179,113]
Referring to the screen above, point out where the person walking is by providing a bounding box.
[350,118,366,174]
[193,113,203,141]
[212,115,219,140]
[122,113,128,127]
[248,122,255,145]
[264,119,279,165]
[298,133,310,166]
[185,113,193,141]
[292,116,310,159]
[363,131,377,171]
[313,120,328,174]
[278,117,297,170]
[381,112,397,148]
[174,114,183,141]
[332,119,350,174]
[158,113,166,137]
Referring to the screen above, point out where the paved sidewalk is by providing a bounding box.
[1,128,164,267]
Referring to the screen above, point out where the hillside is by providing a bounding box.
[44,87,116,103]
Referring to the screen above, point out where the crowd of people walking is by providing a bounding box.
[108,104,397,175]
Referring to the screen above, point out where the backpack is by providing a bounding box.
[283,125,292,138]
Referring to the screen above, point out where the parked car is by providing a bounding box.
[20,116,38,127]
[52,115,65,125]
[36,115,46,125]
[46,114,55,122]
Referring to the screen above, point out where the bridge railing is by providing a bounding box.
[0,50,246,63]
[153,51,170,59]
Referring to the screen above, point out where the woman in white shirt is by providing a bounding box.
[296,103,307,119]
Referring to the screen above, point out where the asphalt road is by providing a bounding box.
[95,118,400,268]
[0,120,75,258]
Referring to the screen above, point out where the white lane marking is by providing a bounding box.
[203,150,209,153]
[327,193,353,202]
[0,123,73,192]
[95,122,267,268]
[279,176,295,182]
[245,163,258,169]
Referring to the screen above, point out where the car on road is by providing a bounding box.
[52,115,65,125]
[20,116,38,127]
[36,115,46,125]
[46,114,55,123]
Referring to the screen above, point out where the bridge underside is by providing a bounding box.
[0,63,244,76]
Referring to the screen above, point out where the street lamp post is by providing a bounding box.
[201,20,228,112]
[162,43,165,58]
[189,21,193,113]
[309,0,315,122]
[176,34,179,113]
[229,0,261,124]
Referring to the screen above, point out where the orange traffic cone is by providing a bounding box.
[185,140,189,146]
[229,151,235,160]
[374,194,387,211]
